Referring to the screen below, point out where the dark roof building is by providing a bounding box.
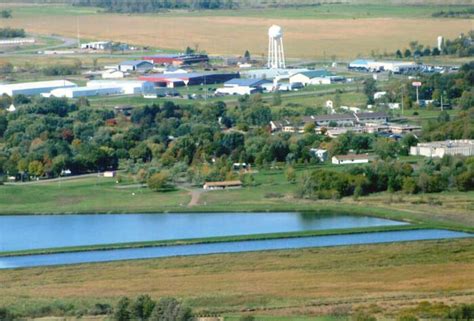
[143,54,209,65]
[303,114,356,126]
[224,78,272,87]
[139,72,239,88]
[354,112,389,123]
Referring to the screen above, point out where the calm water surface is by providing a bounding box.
[0,212,408,252]
[0,229,470,269]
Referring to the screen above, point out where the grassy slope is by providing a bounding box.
[0,238,473,316]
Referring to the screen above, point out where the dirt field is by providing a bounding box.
[1,239,473,315]
[0,13,471,58]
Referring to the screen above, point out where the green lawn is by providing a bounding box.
[0,176,190,214]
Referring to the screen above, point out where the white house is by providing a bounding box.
[118,60,154,73]
[410,140,474,158]
[332,154,370,165]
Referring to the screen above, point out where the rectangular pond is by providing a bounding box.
[0,212,408,252]
[0,229,471,269]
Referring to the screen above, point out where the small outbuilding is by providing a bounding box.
[203,180,242,190]
[332,154,370,165]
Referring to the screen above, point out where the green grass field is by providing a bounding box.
[0,176,190,214]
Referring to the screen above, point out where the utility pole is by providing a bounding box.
[400,85,405,117]
[76,16,81,49]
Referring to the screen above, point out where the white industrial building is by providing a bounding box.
[349,59,418,73]
[45,80,154,98]
[47,86,122,98]
[81,41,111,50]
[87,80,155,95]
[0,80,77,96]
[410,140,474,158]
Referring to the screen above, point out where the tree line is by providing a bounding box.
[0,28,25,38]
[296,154,474,200]
[1,9,12,18]
[394,31,474,58]
[72,0,235,12]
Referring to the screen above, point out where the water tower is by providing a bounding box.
[267,25,286,69]
[437,36,444,51]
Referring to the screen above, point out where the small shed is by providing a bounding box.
[203,180,242,190]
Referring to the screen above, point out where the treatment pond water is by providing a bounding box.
[0,229,471,269]
[0,212,408,252]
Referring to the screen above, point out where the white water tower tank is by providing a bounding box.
[268,25,283,39]
[267,25,286,69]
[437,36,444,51]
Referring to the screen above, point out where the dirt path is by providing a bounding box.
[188,189,203,207]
